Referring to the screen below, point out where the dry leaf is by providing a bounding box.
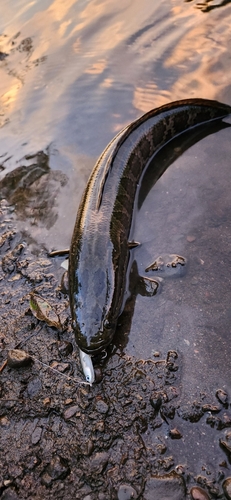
[29,293,62,330]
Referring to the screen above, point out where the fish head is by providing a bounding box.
[69,225,124,355]
[72,301,117,355]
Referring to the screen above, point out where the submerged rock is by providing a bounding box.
[216,389,228,406]
[117,483,137,500]
[169,427,182,439]
[190,486,210,500]
[220,431,231,457]
[223,477,231,499]
[143,471,186,500]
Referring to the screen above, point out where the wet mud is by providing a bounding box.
[1,199,231,499]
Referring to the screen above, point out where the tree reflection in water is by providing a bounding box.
[0,149,68,230]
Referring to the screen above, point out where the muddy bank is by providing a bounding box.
[0,199,231,499]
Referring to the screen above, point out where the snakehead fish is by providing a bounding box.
[68,98,231,355]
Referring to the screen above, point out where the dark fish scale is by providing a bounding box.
[69,99,231,354]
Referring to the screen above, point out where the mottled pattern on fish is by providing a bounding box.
[68,99,231,354]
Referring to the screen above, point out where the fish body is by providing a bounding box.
[69,99,231,354]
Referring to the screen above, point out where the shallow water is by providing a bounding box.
[1,0,231,243]
[1,0,231,494]
[129,124,231,397]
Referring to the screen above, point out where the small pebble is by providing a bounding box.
[169,428,182,439]
[95,421,105,432]
[64,405,79,420]
[98,494,107,500]
[90,452,109,474]
[117,484,137,500]
[86,439,94,456]
[7,349,33,368]
[220,435,231,455]
[175,464,186,475]
[187,235,196,242]
[41,456,69,486]
[95,399,109,414]
[64,398,73,405]
[94,366,103,383]
[3,480,12,487]
[153,351,160,357]
[0,416,10,427]
[190,486,210,500]
[219,460,228,467]
[43,397,51,406]
[50,361,70,373]
[223,477,231,499]
[31,426,43,445]
[216,389,228,406]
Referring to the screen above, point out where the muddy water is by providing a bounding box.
[1,0,231,498]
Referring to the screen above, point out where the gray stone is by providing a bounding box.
[190,486,210,500]
[144,471,186,500]
[216,389,228,406]
[0,416,10,427]
[31,426,43,445]
[7,349,32,368]
[1,488,19,500]
[90,452,109,474]
[118,483,138,499]
[64,405,79,420]
[95,399,109,414]
[223,477,231,499]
